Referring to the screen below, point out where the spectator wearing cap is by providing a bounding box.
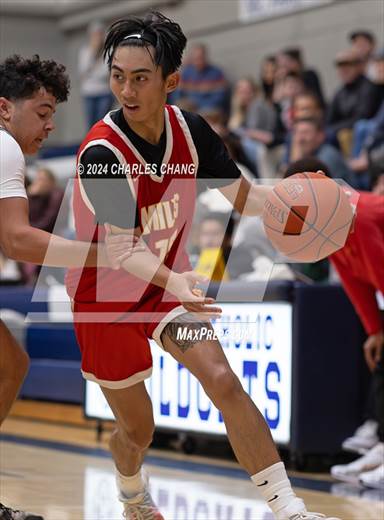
[78,21,114,128]
[327,49,382,149]
[174,43,229,114]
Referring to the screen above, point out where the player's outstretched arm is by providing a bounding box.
[218,175,272,217]
[0,197,139,268]
[105,224,221,316]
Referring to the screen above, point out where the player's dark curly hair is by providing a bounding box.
[104,11,187,78]
[0,55,70,103]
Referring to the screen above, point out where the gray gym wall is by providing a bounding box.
[1,0,382,145]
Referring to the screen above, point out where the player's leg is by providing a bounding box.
[0,322,45,518]
[160,316,340,520]
[162,320,280,473]
[0,319,29,425]
[101,383,164,519]
[101,382,154,478]
[73,315,162,518]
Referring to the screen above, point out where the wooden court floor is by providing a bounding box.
[1,402,383,520]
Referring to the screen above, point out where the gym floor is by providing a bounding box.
[1,402,383,520]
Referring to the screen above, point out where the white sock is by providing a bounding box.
[251,462,306,519]
[116,467,146,500]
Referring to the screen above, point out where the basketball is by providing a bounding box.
[262,172,354,262]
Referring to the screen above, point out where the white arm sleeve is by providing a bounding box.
[0,130,27,199]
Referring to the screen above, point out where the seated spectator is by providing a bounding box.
[20,168,66,284]
[349,101,384,190]
[276,47,325,107]
[327,49,382,150]
[28,168,65,233]
[285,118,353,183]
[195,212,254,280]
[349,29,377,80]
[292,92,324,121]
[228,77,277,175]
[78,21,114,128]
[201,108,258,177]
[350,48,384,156]
[273,72,306,135]
[175,43,229,114]
[260,55,277,101]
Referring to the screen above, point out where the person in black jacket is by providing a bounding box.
[327,49,383,137]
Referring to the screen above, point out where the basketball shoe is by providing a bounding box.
[0,504,43,520]
[341,420,379,455]
[359,462,384,490]
[331,442,384,483]
[121,488,164,520]
[287,514,341,520]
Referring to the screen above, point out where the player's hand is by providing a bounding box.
[104,223,147,270]
[363,332,384,372]
[167,271,222,319]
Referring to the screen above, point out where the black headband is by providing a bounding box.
[123,31,157,48]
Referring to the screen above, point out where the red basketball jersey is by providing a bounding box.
[66,105,198,312]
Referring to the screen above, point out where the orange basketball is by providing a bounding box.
[262,172,354,262]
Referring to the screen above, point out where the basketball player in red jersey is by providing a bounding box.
[285,157,384,490]
[67,12,340,520]
[0,55,141,520]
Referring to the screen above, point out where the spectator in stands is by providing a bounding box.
[176,43,229,113]
[285,157,384,489]
[273,72,306,134]
[286,118,352,183]
[228,77,277,175]
[327,48,382,148]
[347,50,384,189]
[78,21,114,128]
[200,107,258,177]
[260,55,277,101]
[28,168,65,233]
[276,47,325,107]
[196,212,254,280]
[21,168,66,284]
[292,92,324,121]
[349,29,377,79]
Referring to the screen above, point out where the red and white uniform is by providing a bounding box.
[66,105,199,388]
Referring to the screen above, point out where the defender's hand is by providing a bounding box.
[104,223,146,270]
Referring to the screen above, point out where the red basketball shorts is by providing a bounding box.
[73,289,186,389]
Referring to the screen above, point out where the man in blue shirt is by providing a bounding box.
[173,43,229,113]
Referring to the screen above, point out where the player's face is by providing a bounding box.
[110,45,179,132]
[7,88,56,155]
